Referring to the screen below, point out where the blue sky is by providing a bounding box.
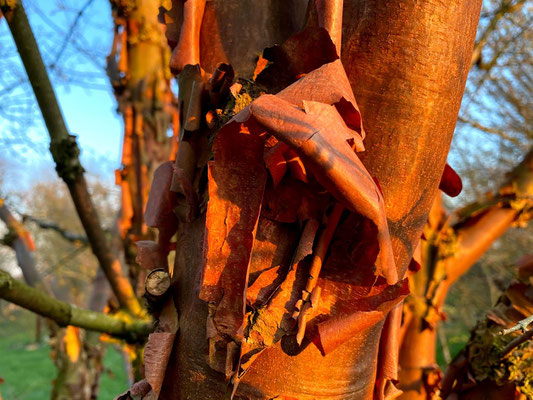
[0,0,122,193]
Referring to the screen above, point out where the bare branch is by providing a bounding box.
[0,268,152,339]
[0,0,143,316]
[470,0,526,68]
[21,213,88,245]
[457,116,522,146]
[499,314,533,336]
[50,0,95,69]
[500,328,533,357]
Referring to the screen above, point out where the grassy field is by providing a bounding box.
[0,308,129,400]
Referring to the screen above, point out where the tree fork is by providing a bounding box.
[0,0,142,316]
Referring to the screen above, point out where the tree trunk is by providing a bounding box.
[146,1,483,399]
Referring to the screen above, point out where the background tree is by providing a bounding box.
[441,255,533,399]
[398,149,532,399]
[396,0,532,397]
[125,1,483,399]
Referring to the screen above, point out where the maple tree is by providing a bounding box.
[136,1,483,399]
[2,0,532,399]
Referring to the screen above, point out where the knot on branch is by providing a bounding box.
[49,135,84,183]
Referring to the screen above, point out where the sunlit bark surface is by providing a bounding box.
[398,149,533,400]
[130,0,482,399]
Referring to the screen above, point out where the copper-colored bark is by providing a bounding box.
[342,0,482,276]
[153,0,482,399]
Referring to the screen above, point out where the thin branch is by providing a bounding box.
[28,1,105,71]
[470,0,526,68]
[500,328,533,357]
[457,116,522,146]
[0,0,143,316]
[50,0,95,69]
[21,214,88,245]
[0,269,152,339]
[499,314,533,336]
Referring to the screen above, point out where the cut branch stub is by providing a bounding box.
[145,269,171,298]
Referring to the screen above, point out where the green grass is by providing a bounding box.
[0,308,129,399]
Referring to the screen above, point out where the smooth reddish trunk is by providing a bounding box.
[398,316,438,400]
[159,1,482,398]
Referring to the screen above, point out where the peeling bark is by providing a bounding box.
[148,1,483,399]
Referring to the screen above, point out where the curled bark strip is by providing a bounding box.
[439,163,463,197]
[246,265,282,308]
[170,165,198,221]
[201,124,267,337]
[112,379,151,399]
[315,0,344,55]
[141,298,178,397]
[209,63,234,106]
[375,302,403,400]
[293,203,344,343]
[256,26,339,94]
[276,60,365,139]
[239,219,319,373]
[144,332,175,396]
[144,161,179,249]
[169,0,206,74]
[250,94,396,284]
[316,279,408,355]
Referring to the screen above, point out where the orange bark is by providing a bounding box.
[149,1,483,399]
[398,149,533,400]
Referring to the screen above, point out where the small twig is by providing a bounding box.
[457,116,521,146]
[22,214,88,245]
[498,314,533,336]
[50,0,95,69]
[438,326,452,364]
[500,328,533,357]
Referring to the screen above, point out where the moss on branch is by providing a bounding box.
[0,269,152,341]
